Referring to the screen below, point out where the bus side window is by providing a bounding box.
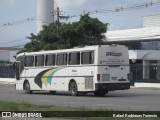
[81,51,94,64]
[69,52,80,65]
[45,54,55,66]
[64,53,67,65]
[25,56,34,67]
[35,55,44,67]
[91,51,94,64]
[57,53,67,65]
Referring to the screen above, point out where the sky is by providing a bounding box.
[0,0,160,47]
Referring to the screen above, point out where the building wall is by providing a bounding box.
[143,14,160,27]
[0,50,10,61]
[0,50,19,62]
[142,14,160,50]
[9,51,18,62]
[106,14,160,86]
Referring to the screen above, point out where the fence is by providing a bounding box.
[0,64,15,78]
[130,65,160,85]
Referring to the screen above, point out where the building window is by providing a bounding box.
[45,54,55,66]
[35,55,44,66]
[57,53,67,65]
[25,56,34,67]
[81,51,94,64]
[69,52,80,65]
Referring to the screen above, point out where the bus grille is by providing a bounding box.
[85,77,93,90]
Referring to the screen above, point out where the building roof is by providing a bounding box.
[105,27,160,42]
[0,47,21,51]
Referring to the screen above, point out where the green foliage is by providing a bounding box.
[19,14,108,53]
[0,60,10,66]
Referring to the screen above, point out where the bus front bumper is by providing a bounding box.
[95,83,130,91]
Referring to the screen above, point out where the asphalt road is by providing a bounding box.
[0,85,160,111]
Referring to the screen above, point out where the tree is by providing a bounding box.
[19,14,108,53]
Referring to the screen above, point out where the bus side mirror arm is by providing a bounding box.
[13,63,16,71]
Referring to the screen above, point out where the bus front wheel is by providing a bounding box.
[24,81,32,94]
[70,81,78,96]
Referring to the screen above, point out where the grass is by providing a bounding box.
[0,101,110,111]
[0,101,76,111]
[0,101,159,120]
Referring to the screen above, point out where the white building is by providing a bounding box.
[143,14,160,27]
[106,14,160,87]
[106,27,160,42]
[0,47,20,62]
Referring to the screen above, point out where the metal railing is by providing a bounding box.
[130,65,160,85]
[0,64,15,78]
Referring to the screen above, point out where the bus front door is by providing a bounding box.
[14,62,20,80]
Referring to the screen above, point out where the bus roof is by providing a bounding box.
[17,45,127,57]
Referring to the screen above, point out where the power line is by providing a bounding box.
[0,17,40,29]
[61,1,160,19]
[0,1,160,46]
[0,1,159,29]
[0,17,43,33]
[0,26,8,33]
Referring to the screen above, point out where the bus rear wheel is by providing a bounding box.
[94,91,107,96]
[70,81,78,96]
[24,81,32,94]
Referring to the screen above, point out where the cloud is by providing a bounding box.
[57,0,86,8]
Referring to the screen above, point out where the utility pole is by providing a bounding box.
[50,7,70,27]
[50,7,60,27]
[56,7,60,24]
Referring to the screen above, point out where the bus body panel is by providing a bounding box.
[97,45,129,81]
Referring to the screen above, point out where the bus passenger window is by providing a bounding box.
[25,56,34,67]
[57,53,67,65]
[35,55,44,66]
[81,51,94,64]
[69,52,80,65]
[45,54,55,66]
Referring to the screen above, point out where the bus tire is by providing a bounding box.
[94,91,107,96]
[70,81,78,96]
[78,92,86,96]
[50,91,56,94]
[24,81,32,94]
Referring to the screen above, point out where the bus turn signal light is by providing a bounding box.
[97,74,100,81]
[128,74,131,81]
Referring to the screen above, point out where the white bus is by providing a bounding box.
[15,45,130,96]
